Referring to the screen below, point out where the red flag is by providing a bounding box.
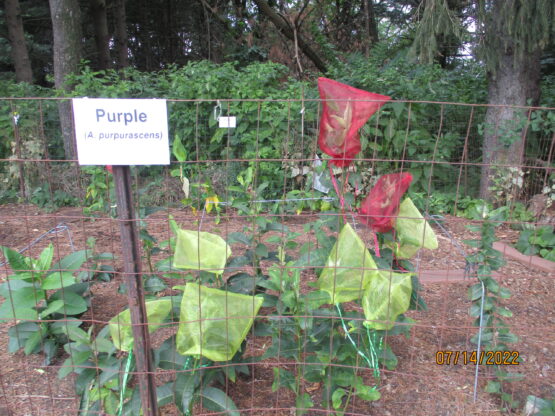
[359,172,412,233]
[318,78,390,167]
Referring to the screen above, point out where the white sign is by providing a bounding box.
[218,116,236,128]
[73,98,170,165]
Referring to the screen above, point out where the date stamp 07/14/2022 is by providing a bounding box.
[436,350,520,366]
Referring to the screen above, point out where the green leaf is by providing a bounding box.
[175,370,200,413]
[265,222,290,233]
[463,239,481,248]
[498,287,511,299]
[485,380,501,393]
[144,275,167,293]
[157,383,174,407]
[515,230,535,255]
[8,322,38,352]
[356,383,381,402]
[172,135,187,161]
[304,290,331,310]
[43,339,58,365]
[495,369,524,382]
[51,318,83,335]
[0,280,33,298]
[211,128,225,143]
[295,392,314,416]
[3,285,45,307]
[540,249,555,261]
[76,368,97,396]
[24,330,44,355]
[122,387,141,415]
[332,369,355,387]
[3,271,35,281]
[477,265,492,280]
[89,386,109,403]
[497,332,518,344]
[468,283,483,301]
[41,272,76,290]
[485,278,499,293]
[58,350,92,379]
[104,391,119,415]
[49,290,88,315]
[387,315,415,338]
[379,344,398,370]
[51,250,88,273]
[272,367,296,393]
[67,326,90,344]
[391,102,405,118]
[0,301,38,321]
[93,337,115,354]
[41,300,65,317]
[227,232,252,246]
[1,246,30,273]
[155,336,186,370]
[198,387,240,416]
[470,331,493,345]
[95,252,115,260]
[255,243,268,258]
[37,244,54,272]
[495,306,513,317]
[226,273,261,295]
[332,388,347,410]
[264,235,282,244]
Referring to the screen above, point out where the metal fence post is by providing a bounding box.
[112,165,158,416]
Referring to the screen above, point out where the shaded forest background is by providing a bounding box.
[0,0,554,203]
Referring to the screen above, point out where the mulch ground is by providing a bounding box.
[0,204,553,416]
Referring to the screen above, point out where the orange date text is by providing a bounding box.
[435,350,519,365]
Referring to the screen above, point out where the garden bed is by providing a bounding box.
[0,204,554,415]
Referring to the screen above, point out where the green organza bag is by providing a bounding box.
[173,229,231,274]
[391,198,438,259]
[176,283,263,361]
[318,223,379,303]
[109,299,172,351]
[362,270,412,330]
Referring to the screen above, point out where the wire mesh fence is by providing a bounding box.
[0,97,554,416]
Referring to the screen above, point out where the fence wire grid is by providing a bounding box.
[0,97,554,416]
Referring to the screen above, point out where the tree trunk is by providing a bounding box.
[251,0,327,73]
[479,2,542,200]
[479,50,542,199]
[49,0,82,159]
[114,0,129,69]
[90,0,111,70]
[5,0,33,83]
[364,0,379,56]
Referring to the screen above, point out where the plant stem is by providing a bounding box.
[342,384,355,413]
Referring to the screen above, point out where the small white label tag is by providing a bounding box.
[219,116,236,128]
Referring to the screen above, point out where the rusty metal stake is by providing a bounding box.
[112,165,158,416]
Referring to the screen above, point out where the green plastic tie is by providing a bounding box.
[366,327,382,380]
[117,351,133,416]
[335,304,379,380]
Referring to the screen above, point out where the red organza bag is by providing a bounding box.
[358,172,413,233]
[318,78,390,167]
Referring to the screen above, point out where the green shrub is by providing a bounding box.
[516,226,555,261]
